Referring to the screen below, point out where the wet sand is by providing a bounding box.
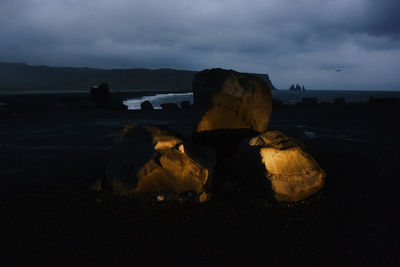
[0,93,399,266]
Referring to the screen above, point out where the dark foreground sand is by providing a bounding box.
[0,93,399,266]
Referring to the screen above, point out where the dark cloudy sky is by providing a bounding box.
[1,0,399,90]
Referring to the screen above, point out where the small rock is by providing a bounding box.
[140,100,154,110]
[198,192,209,203]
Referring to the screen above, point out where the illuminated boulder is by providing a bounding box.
[105,125,215,194]
[233,130,325,202]
[193,68,273,133]
[192,68,273,156]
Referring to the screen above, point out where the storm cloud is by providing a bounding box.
[0,0,399,90]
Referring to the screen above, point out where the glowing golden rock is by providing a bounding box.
[106,125,214,194]
[193,68,273,133]
[235,130,325,202]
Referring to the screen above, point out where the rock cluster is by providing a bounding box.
[105,125,215,194]
[101,68,325,202]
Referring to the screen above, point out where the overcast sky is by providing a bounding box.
[1,0,399,90]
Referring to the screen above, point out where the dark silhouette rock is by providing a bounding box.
[231,130,326,202]
[104,125,215,194]
[88,82,127,110]
[289,84,303,91]
[90,82,110,108]
[160,103,179,110]
[302,97,317,105]
[140,100,154,110]
[91,82,110,98]
[180,100,191,109]
[193,68,273,133]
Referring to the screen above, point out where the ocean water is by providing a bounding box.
[123,92,193,110]
[123,90,400,110]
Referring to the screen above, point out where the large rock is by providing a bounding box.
[193,68,273,133]
[105,125,215,194]
[90,82,110,108]
[232,130,325,202]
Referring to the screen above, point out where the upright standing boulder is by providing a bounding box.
[193,68,273,133]
[192,68,273,156]
[232,130,326,202]
[90,82,110,108]
[105,125,215,194]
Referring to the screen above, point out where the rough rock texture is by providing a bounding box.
[193,68,273,133]
[233,130,325,202]
[105,125,215,194]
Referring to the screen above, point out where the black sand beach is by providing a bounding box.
[1,93,399,266]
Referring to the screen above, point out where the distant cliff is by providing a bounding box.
[0,62,277,92]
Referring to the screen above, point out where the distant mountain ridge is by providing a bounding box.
[0,62,277,91]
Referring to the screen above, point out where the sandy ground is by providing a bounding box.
[0,93,399,266]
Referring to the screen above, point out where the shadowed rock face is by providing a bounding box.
[105,125,214,194]
[90,82,110,108]
[140,100,154,110]
[233,130,326,202]
[193,68,273,133]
